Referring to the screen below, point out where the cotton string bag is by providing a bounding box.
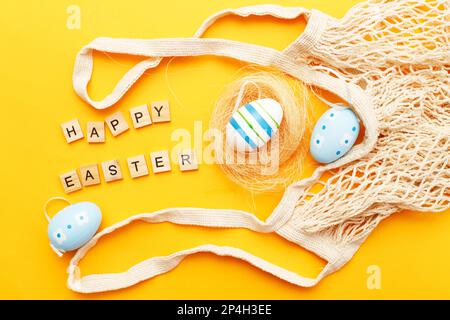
[68,0,450,293]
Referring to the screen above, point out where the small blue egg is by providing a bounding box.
[47,202,101,252]
[310,107,360,164]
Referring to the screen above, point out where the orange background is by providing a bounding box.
[1,0,449,299]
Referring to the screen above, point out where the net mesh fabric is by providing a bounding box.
[290,0,450,243]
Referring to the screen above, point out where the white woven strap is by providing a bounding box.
[72,5,378,162]
[73,5,378,158]
[73,5,312,110]
[67,170,366,293]
[193,5,311,38]
[73,32,378,160]
[67,207,352,293]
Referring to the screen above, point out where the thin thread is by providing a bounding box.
[44,197,71,223]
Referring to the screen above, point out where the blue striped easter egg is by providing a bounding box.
[226,98,283,152]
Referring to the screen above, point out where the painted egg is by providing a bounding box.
[47,202,101,252]
[226,98,283,152]
[310,107,360,164]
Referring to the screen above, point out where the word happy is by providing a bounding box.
[60,101,170,143]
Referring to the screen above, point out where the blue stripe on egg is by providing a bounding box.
[229,117,257,149]
[254,100,280,128]
[237,108,267,143]
[251,101,281,132]
[245,103,273,137]
[234,109,263,146]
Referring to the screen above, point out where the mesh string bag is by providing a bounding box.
[66,0,449,292]
[289,0,450,243]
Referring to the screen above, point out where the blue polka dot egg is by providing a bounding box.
[310,107,360,164]
[47,202,102,253]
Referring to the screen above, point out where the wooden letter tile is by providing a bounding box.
[101,160,123,182]
[150,150,171,173]
[105,111,129,137]
[60,170,82,193]
[61,119,84,143]
[129,105,152,129]
[151,101,171,123]
[178,150,198,172]
[87,121,105,143]
[127,155,149,178]
[79,164,101,186]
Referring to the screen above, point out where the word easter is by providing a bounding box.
[60,149,198,194]
[60,101,170,144]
